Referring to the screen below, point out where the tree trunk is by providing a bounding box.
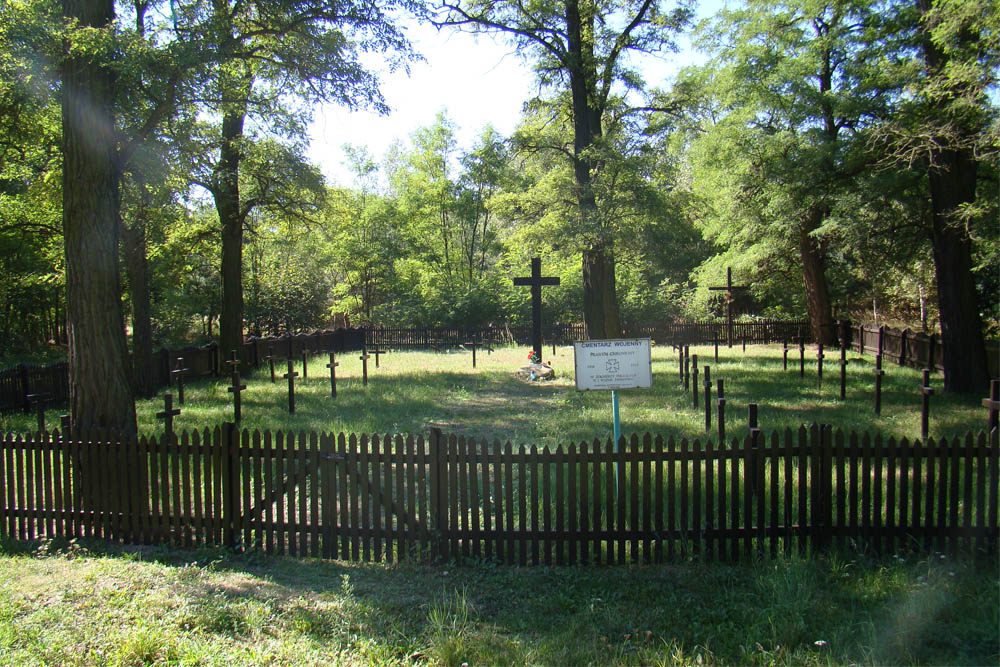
[582,243,621,340]
[122,211,155,397]
[216,107,246,369]
[61,0,136,434]
[915,0,990,393]
[927,148,988,392]
[566,0,620,340]
[798,207,836,346]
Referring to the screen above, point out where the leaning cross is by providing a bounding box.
[708,267,750,348]
[513,257,560,363]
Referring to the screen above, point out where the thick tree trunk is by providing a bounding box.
[582,243,621,340]
[927,148,989,392]
[122,213,155,397]
[216,108,246,368]
[915,0,990,393]
[798,208,836,346]
[566,0,620,340]
[61,0,136,434]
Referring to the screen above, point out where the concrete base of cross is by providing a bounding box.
[516,362,556,382]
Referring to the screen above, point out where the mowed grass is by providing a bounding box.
[1,344,989,444]
[0,539,995,666]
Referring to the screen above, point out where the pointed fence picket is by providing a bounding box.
[0,425,995,562]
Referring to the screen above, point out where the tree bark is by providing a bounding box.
[927,148,989,392]
[216,107,246,369]
[915,0,990,393]
[567,0,620,340]
[582,243,621,340]
[122,208,155,397]
[61,0,136,434]
[798,207,837,346]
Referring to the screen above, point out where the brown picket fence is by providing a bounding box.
[0,425,996,562]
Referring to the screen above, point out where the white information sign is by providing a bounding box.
[573,338,653,391]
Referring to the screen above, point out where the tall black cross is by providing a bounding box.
[513,257,560,363]
[708,267,750,347]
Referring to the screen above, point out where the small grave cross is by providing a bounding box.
[816,344,824,389]
[156,393,181,437]
[683,346,691,391]
[373,347,388,369]
[264,346,276,383]
[225,350,240,372]
[748,404,762,497]
[464,338,479,369]
[326,351,339,398]
[301,350,309,379]
[839,345,848,400]
[703,366,712,431]
[513,257,560,363]
[170,357,189,404]
[919,369,934,440]
[708,267,750,347]
[874,354,885,415]
[283,358,299,414]
[716,378,726,446]
[26,392,50,433]
[782,340,789,372]
[796,335,806,378]
[692,354,699,409]
[228,370,247,422]
[982,379,999,434]
[359,347,371,387]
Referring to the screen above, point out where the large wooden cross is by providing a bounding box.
[513,257,560,363]
[708,267,750,348]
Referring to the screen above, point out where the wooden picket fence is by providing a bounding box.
[0,425,996,562]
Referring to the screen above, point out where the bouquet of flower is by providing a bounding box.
[527,349,540,364]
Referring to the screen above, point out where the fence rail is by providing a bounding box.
[0,425,995,563]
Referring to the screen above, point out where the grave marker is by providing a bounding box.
[301,350,309,378]
[264,346,276,383]
[170,357,189,404]
[283,358,299,414]
[782,340,789,371]
[225,350,240,373]
[797,335,805,378]
[692,354,699,408]
[839,345,848,400]
[156,393,181,438]
[464,338,479,368]
[708,266,750,347]
[919,369,934,440]
[326,351,339,398]
[683,346,690,391]
[227,370,246,422]
[874,354,885,415]
[817,344,824,389]
[748,403,762,497]
[703,366,712,431]
[359,347,371,386]
[373,347,388,368]
[982,379,999,434]
[716,379,726,446]
[26,392,49,433]
[513,257,560,364]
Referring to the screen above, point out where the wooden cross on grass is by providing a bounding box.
[708,267,750,348]
[359,347,371,386]
[326,351,339,398]
[919,369,934,440]
[283,358,299,414]
[156,393,181,438]
[228,370,247,423]
[170,357,189,404]
[513,257,560,363]
[26,392,50,433]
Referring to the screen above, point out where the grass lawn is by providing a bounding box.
[1,344,988,445]
[0,539,995,666]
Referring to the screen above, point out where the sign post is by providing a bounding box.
[574,338,653,448]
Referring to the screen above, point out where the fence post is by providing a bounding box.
[692,354,699,408]
[811,424,833,552]
[222,422,238,550]
[874,355,885,416]
[716,379,726,446]
[428,428,448,561]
